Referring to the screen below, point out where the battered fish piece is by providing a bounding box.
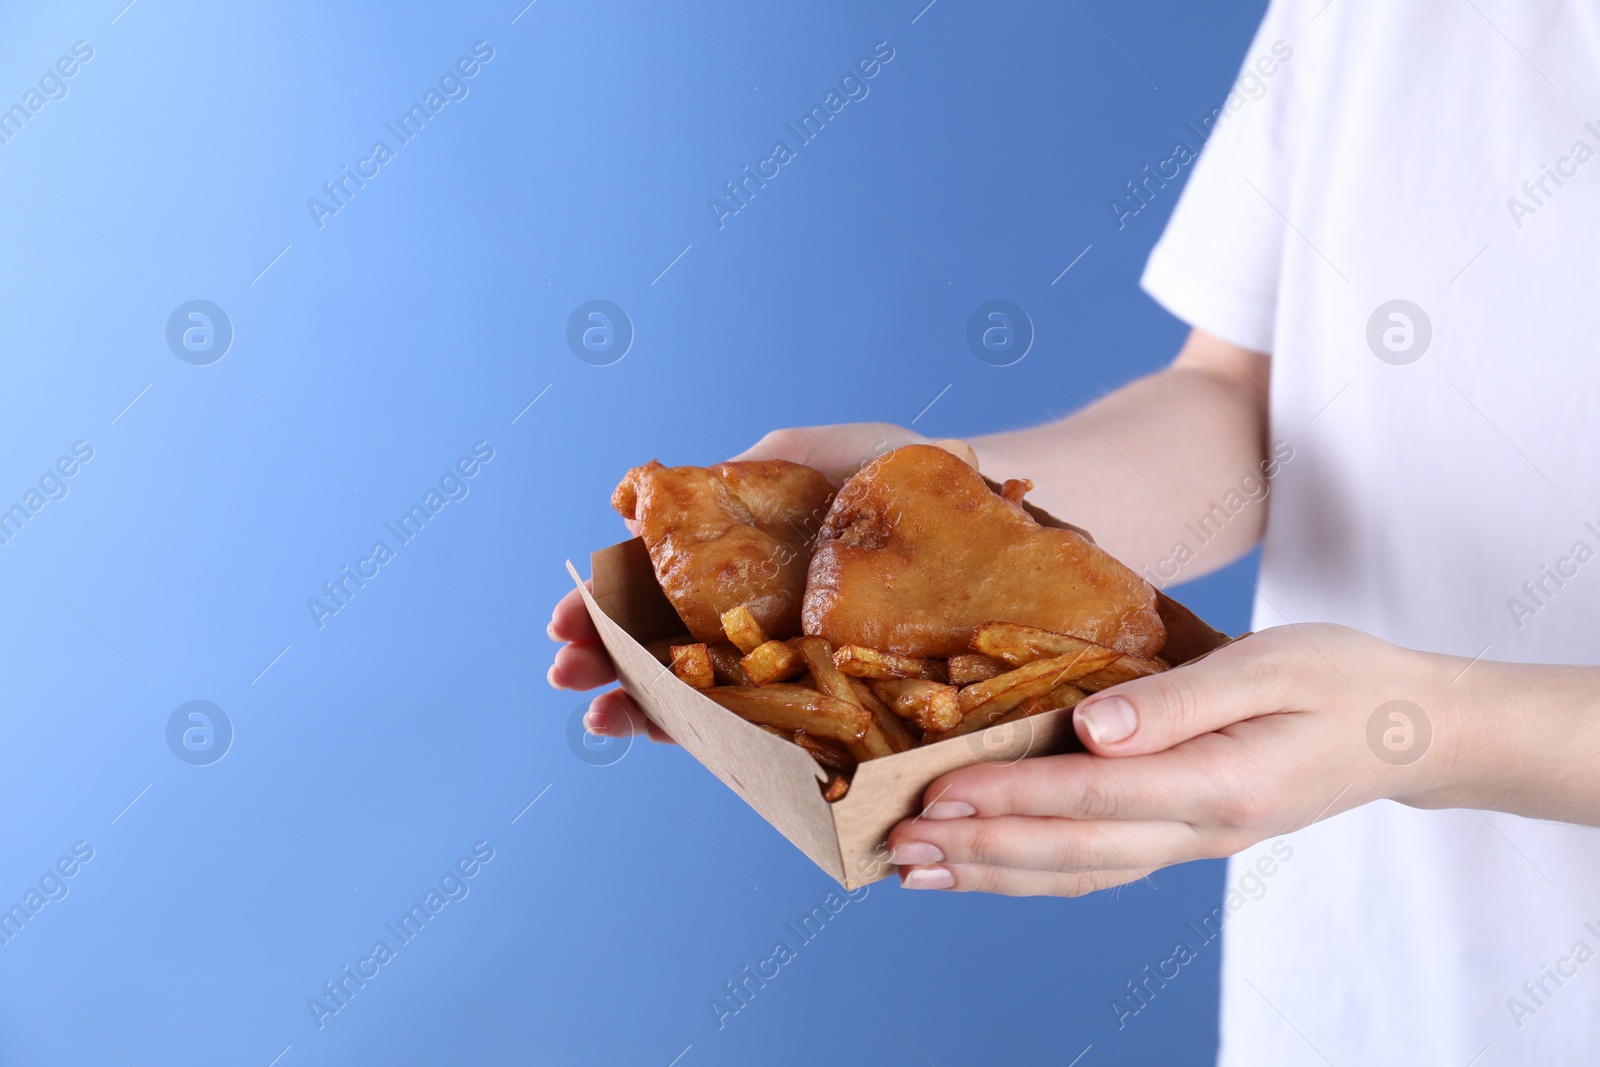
[612,459,835,645]
[803,445,1165,659]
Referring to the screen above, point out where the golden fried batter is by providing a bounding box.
[802,445,1165,659]
[612,459,835,644]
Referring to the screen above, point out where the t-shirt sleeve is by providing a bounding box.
[1140,0,1302,355]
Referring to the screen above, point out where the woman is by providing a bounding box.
[551,2,1600,1061]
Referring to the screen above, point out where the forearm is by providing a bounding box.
[1429,657,1600,826]
[969,329,1273,581]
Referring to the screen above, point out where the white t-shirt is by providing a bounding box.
[1140,2,1600,1064]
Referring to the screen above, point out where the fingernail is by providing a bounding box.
[583,710,606,735]
[902,866,954,890]
[546,621,560,641]
[922,801,975,820]
[889,842,943,865]
[1078,695,1137,745]
[545,664,560,688]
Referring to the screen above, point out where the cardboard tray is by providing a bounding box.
[567,524,1232,889]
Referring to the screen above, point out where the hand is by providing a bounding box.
[735,422,949,477]
[548,582,676,742]
[885,624,1466,896]
[548,422,942,739]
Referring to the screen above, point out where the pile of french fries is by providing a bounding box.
[644,607,1168,802]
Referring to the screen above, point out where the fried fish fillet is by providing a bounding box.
[612,459,835,645]
[802,444,1165,659]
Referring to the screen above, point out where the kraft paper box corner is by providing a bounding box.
[566,526,1232,891]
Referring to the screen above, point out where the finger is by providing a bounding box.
[586,688,676,743]
[733,424,923,471]
[888,815,1204,875]
[548,642,618,691]
[898,861,1158,897]
[920,745,1231,823]
[928,438,979,470]
[549,586,601,644]
[1072,632,1293,756]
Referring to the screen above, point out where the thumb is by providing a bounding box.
[734,425,975,475]
[732,423,926,480]
[1072,640,1270,756]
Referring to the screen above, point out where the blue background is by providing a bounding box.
[0,1,1266,1063]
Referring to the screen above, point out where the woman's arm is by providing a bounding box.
[884,626,1600,896]
[971,327,1271,577]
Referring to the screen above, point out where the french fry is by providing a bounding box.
[869,678,962,733]
[741,639,806,685]
[948,652,1010,685]
[754,724,856,774]
[833,645,946,681]
[794,637,899,760]
[969,622,1125,668]
[1017,682,1088,717]
[924,684,1083,744]
[706,642,750,686]
[925,704,1018,743]
[1075,653,1168,692]
[821,771,850,802]
[848,677,919,753]
[720,605,770,655]
[790,731,857,774]
[704,684,870,746]
[669,643,715,689]
[643,634,696,665]
[956,647,1120,724]
[972,621,1168,691]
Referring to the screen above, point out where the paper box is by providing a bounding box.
[567,500,1232,889]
